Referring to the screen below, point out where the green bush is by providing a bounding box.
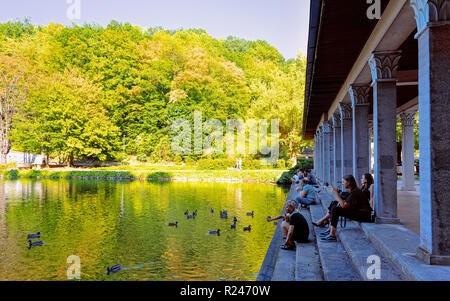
[197,158,235,170]
[137,154,148,162]
[276,159,287,169]
[4,169,19,177]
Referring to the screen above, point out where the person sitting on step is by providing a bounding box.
[306,169,317,185]
[267,200,309,251]
[291,170,304,184]
[282,200,309,250]
[312,183,350,228]
[294,179,317,208]
[361,173,374,210]
[319,175,373,242]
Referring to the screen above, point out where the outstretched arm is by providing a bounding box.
[267,215,285,222]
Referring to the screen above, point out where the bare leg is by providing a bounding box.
[314,212,330,225]
[330,225,336,237]
[281,221,289,237]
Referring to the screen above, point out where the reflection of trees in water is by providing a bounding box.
[0,180,287,280]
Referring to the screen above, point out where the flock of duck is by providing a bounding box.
[168,208,254,236]
[25,208,256,276]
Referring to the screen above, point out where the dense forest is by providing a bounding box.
[0,20,310,166]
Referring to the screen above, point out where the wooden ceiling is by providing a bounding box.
[303,0,405,139]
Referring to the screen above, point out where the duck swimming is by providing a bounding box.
[208,229,220,236]
[27,240,44,249]
[27,232,41,239]
[106,264,122,275]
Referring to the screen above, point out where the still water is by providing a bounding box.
[0,179,288,281]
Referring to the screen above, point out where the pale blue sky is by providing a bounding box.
[0,0,310,60]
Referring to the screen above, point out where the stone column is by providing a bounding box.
[329,121,334,186]
[368,125,373,172]
[317,127,323,181]
[322,121,332,185]
[368,50,402,224]
[349,84,370,183]
[400,111,417,191]
[314,133,318,175]
[332,112,342,187]
[339,102,353,181]
[410,0,450,265]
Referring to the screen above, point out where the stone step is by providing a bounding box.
[271,245,296,281]
[309,204,360,281]
[337,222,404,281]
[360,222,450,281]
[295,209,323,281]
[314,185,416,281]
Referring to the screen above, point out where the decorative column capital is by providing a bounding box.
[400,111,417,126]
[410,0,450,38]
[349,84,371,106]
[322,121,332,133]
[339,102,352,120]
[368,51,402,84]
[332,111,341,128]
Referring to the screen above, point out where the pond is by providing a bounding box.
[0,179,288,281]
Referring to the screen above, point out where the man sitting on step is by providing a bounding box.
[269,200,309,251]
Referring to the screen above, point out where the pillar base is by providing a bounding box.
[400,186,416,192]
[375,216,400,224]
[417,246,450,266]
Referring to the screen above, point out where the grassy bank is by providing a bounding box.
[0,169,287,183]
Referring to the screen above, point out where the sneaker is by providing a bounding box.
[319,229,330,236]
[319,232,330,238]
[320,235,337,242]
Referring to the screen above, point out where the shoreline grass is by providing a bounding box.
[0,169,288,184]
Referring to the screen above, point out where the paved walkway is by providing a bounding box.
[397,180,420,234]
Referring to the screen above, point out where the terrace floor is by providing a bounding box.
[397,180,420,234]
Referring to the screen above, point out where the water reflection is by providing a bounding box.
[0,179,287,281]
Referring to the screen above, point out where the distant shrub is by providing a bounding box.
[197,158,235,170]
[184,157,195,166]
[4,169,19,177]
[276,159,287,169]
[137,154,148,162]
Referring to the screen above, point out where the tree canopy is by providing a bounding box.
[0,20,311,164]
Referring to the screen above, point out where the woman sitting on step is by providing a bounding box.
[319,175,373,242]
[361,173,374,210]
[312,186,350,228]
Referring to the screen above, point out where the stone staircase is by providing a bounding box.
[258,183,450,281]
